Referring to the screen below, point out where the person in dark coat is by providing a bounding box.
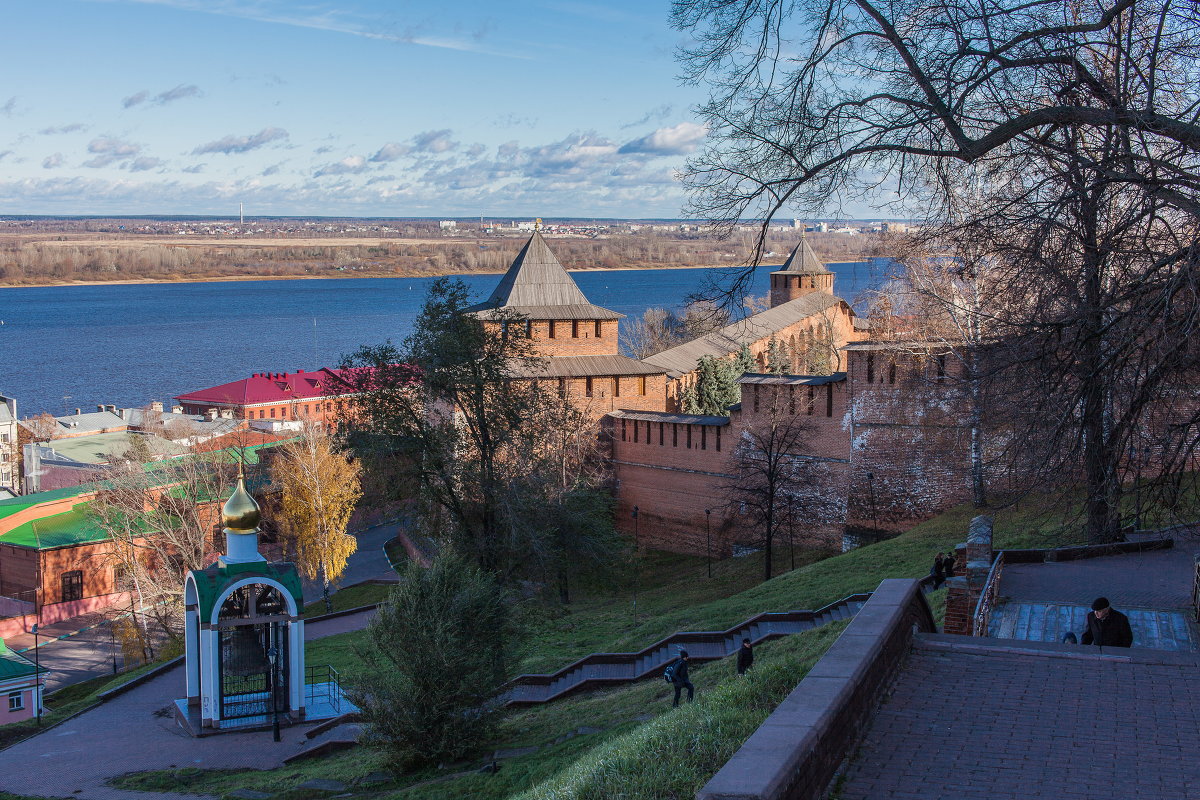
[1080,597,1134,647]
[931,552,947,589]
[736,638,754,675]
[671,650,694,706]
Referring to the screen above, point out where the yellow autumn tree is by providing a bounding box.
[271,423,363,612]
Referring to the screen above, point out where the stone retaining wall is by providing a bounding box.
[696,578,935,800]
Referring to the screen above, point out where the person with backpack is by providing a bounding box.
[736,638,754,675]
[664,650,694,707]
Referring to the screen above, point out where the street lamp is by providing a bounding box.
[267,643,280,742]
[866,472,880,543]
[31,624,40,726]
[704,509,712,578]
[631,506,639,615]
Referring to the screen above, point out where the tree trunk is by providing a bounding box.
[967,349,987,508]
[321,563,333,613]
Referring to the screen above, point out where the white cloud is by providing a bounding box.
[39,123,88,135]
[128,156,165,172]
[314,155,369,177]
[191,127,289,155]
[619,122,707,155]
[412,129,458,153]
[42,152,64,169]
[122,90,150,108]
[369,142,410,162]
[0,97,16,117]
[83,136,143,168]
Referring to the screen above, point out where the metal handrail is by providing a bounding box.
[971,551,1005,637]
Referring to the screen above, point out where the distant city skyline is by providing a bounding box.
[2,1,883,219]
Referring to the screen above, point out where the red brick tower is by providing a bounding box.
[769,234,835,308]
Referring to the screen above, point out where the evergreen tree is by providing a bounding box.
[733,344,758,375]
[766,337,790,374]
[684,355,739,416]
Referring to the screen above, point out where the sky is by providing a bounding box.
[0,1,872,219]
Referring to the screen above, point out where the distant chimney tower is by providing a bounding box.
[239,202,244,225]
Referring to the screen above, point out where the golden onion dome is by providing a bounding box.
[222,477,261,533]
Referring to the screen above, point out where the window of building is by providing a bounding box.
[633,419,639,443]
[549,320,557,339]
[807,385,815,415]
[826,384,834,417]
[259,409,265,419]
[7,692,23,712]
[270,408,276,418]
[888,362,897,384]
[673,423,678,447]
[613,377,620,397]
[639,375,647,395]
[558,378,567,397]
[753,385,760,413]
[701,426,707,450]
[621,419,627,441]
[585,377,594,397]
[525,320,533,338]
[686,425,693,449]
[789,385,796,415]
[866,353,875,383]
[61,570,83,603]
[500,321,509,341]
[716,426,721,452]
[572,320,580,338]
[595,320,603,338]
[659,422,665,445]
[936,354,947,383]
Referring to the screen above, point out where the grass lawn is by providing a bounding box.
[108,488,1106,800]
[301,581,393,617]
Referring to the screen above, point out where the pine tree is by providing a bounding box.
[733,344,758,376]
[766,337,790,374]
[686,356,739,416]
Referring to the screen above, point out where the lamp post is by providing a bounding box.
[31,624,40,726]
[631,506,639,615]
[704,509,712,578]
[866,472,879,543]
[267,643,280,742]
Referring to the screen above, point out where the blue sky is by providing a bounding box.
[0,1,876,219]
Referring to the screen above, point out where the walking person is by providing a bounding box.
[668,650,694,706]
[736,638,754,675]
[1080,597,1134,647]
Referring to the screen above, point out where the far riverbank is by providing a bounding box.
[0,260,801,290]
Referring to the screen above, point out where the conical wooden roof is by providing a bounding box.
[773,235,831,275]
[467,231,622,320]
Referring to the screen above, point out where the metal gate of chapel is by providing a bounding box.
[218,583,289,721]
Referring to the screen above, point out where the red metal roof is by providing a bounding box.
[175,368,349,407]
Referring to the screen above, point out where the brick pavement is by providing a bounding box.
[0,608,375,800]
[999,542,1200,611]
[838,635,1200,800]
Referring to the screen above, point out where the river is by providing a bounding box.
[0,259,888,416]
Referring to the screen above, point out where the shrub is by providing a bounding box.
[349,555,512,770]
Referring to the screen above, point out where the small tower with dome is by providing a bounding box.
[177,473,349,734]
[769,233,835,307]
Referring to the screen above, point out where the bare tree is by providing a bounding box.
[89,448,235,648]
[723,389,840,581]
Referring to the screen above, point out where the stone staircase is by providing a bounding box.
[500,593,871,706]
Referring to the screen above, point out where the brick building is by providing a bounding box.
[175,367,355,426]
[609,372,851,556]
[644,237,864,409]
[466,231,667,419]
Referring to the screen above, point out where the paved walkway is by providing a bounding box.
[839,635,1200,800]
[999,544,1199,610]
[0,608,376,800]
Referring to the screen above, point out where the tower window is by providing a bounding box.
[572,320,580,338]
[585,377,593,397]
[549,320,557,339]
[866,353,875,383]
[595,320,603,338]
[639,375,647,395]
[621,419,627,441]
[613,377,620,397]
